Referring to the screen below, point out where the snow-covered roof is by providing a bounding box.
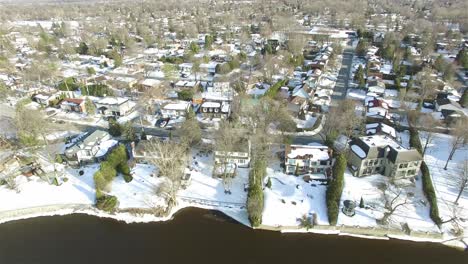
[141,79,160,87]
[163,102,190,111]
[351,144,366,158]
[97,97,128,105]
[286,144,329,161]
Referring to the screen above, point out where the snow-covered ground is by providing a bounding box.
[262,155,329,227]
[295,114,318,129]
[338,169,438,234]
[421,132,467,246]
[0,147,251,226]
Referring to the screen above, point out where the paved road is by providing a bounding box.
[330,46,354,107]
[291,45,355,145]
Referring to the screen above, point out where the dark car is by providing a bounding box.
[155,117,170,128]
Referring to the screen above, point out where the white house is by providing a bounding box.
[160,101,191,118]
[284,144,332,176]
[95,97,135,117]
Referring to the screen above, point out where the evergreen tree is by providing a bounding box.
[122,122,137,141]
[189,42,200,53]
[355,39,368,57]
[77,42,89,55]
[108,119,122,137]
[264,43,273,54]
[354,65,366,88]
[359,197,365,208]
[266,177,272,189]
[84,97,96,115]
[456,49,468,69]
[459,89,468,108]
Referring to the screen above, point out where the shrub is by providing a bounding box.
[53,177,60,186]
[266,177,272,189]
[123,173,133,183]
[326,153,346,225]
[94,171,108,190]
[96,193,118,212]
[55,154,63,163]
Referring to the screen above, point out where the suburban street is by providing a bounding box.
[292,43,355,145]
[330,45,354,106]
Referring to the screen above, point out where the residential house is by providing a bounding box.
[284,144,333,176]
[95,97,134,117]
[60,98,86,113]
[367,80,386,96]
[160,101,191,118]
[214,139,251,168]
[200,101,231,118]
[64,130,118,166]
[348,135,422,178]
[32,92,61,106]
[365,122,397,138]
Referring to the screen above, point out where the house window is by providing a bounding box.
[320,160,328,166]
[407,169,416,176]
[288,159,296,165]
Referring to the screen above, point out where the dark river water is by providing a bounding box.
[0,208,466,264]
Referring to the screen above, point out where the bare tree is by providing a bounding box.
[418,114,441,156]
[454,160,468,205]
[444,118,468,170]
[144,140,188,207]
[378,184,409,225]
[214,121,245,192]
[415,67,438,108]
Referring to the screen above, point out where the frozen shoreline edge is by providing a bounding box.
[0,204,465,251]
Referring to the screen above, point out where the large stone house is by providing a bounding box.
[284,144,333,176]
[348,135,422,178]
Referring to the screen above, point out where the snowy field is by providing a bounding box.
[262,156,329,227]
[421,132,467,246]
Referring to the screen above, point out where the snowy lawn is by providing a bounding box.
[262,156,329,227]
[338,169,438,233]
[110,164,166,209]
[421,132,467,244]
[0,164,98,211]
[179,149,248,205]
[0,161,168,212]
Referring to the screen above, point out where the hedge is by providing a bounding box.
[326,153,346,225]
[420,161,442,226]
[247,158,266,227]
[409,128,442,226]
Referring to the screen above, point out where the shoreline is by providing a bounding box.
[0,203,465,251]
